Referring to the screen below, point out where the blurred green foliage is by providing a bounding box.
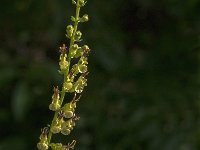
[0,0,200,150]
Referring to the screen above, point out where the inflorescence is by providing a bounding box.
[37,0,90,149]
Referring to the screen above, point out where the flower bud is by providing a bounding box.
[64,81,73,91]
[49,102,61,111]
[79,0,86,7]
[50,119,63,134]
[51,125,61,134]
[50,143,63,150]
[72,0,76,5]
[74,47,83,58]
[74,31,82,41]
[74,76,87,93]
[49,87,61,111]
[78,64,87,73]
[37,142,48,150]
[61,127,71,135]
[67,25,73,31]
[82,45,89,50]
[70,44,79,58]
[82,45,90,56]
[78,76,87,85]
[64,110,74,118]
[75,84,84,93]
[70,64,79,75]
[62,103,74,118]
[80,14,89,22]
[79,56,88,65]
[61,119,75,135]
[59,55,69,72]
[37,128,49,150]
[72,44,79,50]
[66,25,74,38]
[59,44,67,55]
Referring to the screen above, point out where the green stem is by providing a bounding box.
[68,1,81,62]
[47,0,81,145]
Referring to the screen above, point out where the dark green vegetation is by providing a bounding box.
[0,0,199,149]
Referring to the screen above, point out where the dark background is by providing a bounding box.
[0,0,200,150]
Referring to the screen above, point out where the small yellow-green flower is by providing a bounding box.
[50,118,63,134]
[78,64,87,73]
[37,128,49,150]
[50,143,63,150]
[80,14,89,22]
[49,87,61,111]
[74,31,82,41]
[66,25,74,38]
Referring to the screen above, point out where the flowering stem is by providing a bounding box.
[37,0,90,149]
[47,0,81,145]
[68,1,80,61]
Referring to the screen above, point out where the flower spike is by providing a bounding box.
[37,0,91,149]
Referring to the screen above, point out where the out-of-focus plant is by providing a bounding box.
[37,0,91,149]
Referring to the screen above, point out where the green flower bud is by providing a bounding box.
[66,25,74,38]
[78,64,87,73]
[82,45,90,55]
[82,45,89,50]
[50,143,63,150]
[49,87,61,111]
[80,14,89,22]
[49,102,61,111]
[67,25,73,31]
[64,110,74,118]
[37,142,48,150]
[62,103,74,118]
[37,127,49,150]
[49,103,60,111]
[72,0,76,5]
[74,31,82,41]
[70,44,79,58]
[64,81,73,91]
[59,56,69,71]
[61,127,71,135]
[74,76,87,93]
[50,119,63,134]
[79,0,86,7]
[75,84,84,93]
[61,116,79,135]
[71,64,79,75]
[61,120,74,135]
[50,125,61,134]
[59,44,67,55]
[79,76,87,84]
[79,56,88,65]
[74,47,83,58]
[72,44,79,50]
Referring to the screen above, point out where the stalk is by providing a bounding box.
[37,0,90,149]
